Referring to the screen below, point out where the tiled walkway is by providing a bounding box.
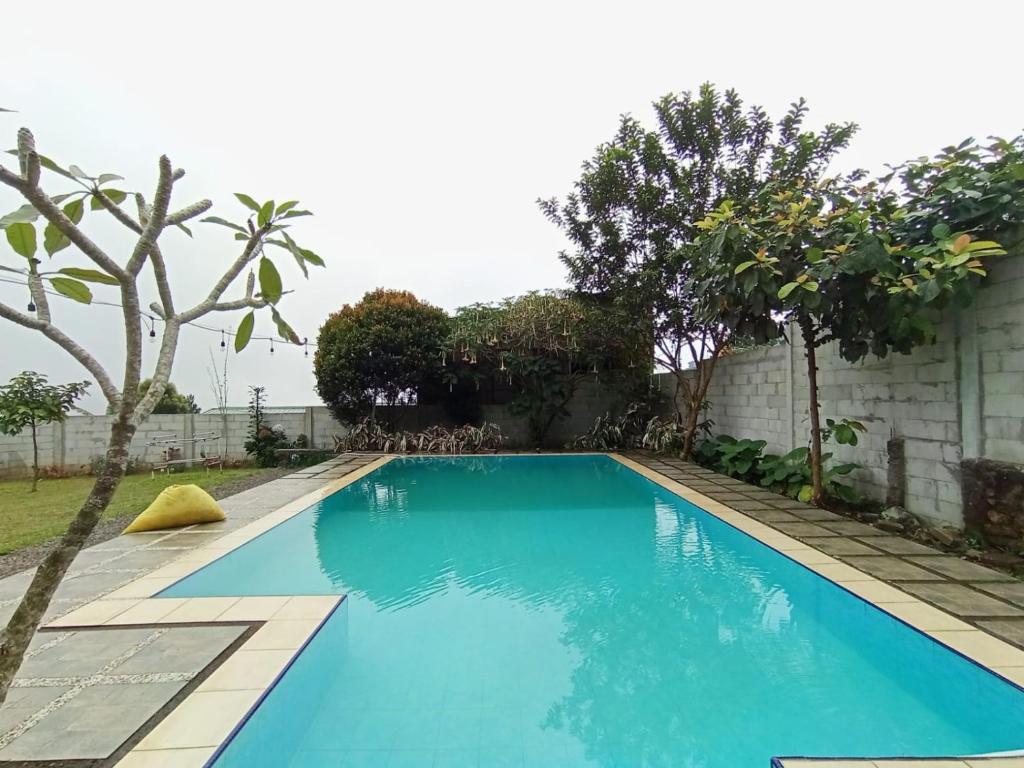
[623,451,1024,651]
[0,453,377,765]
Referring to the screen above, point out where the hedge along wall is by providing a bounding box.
[0,380,619,477]
[668,252,1024,528]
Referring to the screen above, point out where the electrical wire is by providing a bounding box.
[0,275,315,353]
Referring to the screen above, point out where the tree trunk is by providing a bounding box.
[0,417,135,705]
[30,422,39,493]
[678,347,722,461]
[801,320,824,505]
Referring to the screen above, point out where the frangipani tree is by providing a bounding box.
[0,126,323,704]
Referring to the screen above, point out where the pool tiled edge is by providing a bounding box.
[610,453,1024,768]
[32,455,396,768]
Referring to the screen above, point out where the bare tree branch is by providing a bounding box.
[165,199,212,227]
[0,301,120,405]
[178,296,267,323]
[92,190,142,234]
[148,243,174,319]
[178,232,266,322]
[126,156,173,277]
[131,321,180,425]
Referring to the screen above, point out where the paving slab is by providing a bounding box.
[976,581,1024,609]
[773,522,841,538]
[904,555,1016,583]
[803,538,885,557]
[841,556,947,582]
[976,620,1024,648]
[856,536,945,557]
[900,582,1024,618]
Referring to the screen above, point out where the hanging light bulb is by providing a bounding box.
[220,330,226,348]
[303,337,309,357]
[148,318,156,341]
[270,338,275,355]
[27,300,36,312]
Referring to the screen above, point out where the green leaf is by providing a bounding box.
[270,306,301,344]
[200,216,248,234]
[6,222,36,258]
[806,247,823,263]
[778,281,799,300]
[258,200,274,227]
[48,276,92,303]
[90,189,127,210]
[68,164,93,180]
[0,204,40,228]
[234,193,262,213]
[234,311,255,352]
[931,222,951,239]
[801,280,819,292]
[258,256,283,304]
[96,173,124,185]
[275,200,300,216]
[797,485,814,502]
[63,198,84,224]
[57,267,118,285]
[300,248,324,267]
[279,209,312,219]
[734,260,757,274]
[44,223,69,256]
[176,223,193,238]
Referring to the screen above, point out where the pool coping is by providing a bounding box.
[33,451,1024,767]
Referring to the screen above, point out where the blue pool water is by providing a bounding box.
[163,455,1024,767]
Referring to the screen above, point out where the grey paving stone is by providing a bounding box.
[820,520,885,537]
[773,522,840,538]
[53,570,132,602]
[856,536,943,557]
[724,500,775,512]
[785,508,846,522]
[97,548,180,572]
[0,685,68,734]
[152,531,227,549]
[740,509,803,524]
[18,628,157,679]
[976,581,1024,608]
[900,582,1024,618]
[112,625,245,675]
[803,538,884,557]
[0,681,185,760]
[905,555,1015,583]
[977,619,1024,649]
[841,556,946,582]
[0,570,36,601]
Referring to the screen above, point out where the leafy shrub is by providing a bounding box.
[692,434,766,481]
[694,433,861,502]
[334,420,504,454]
[758,447,859,502]
[568,403,685,453]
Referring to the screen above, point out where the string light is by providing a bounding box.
[220,330,226,349]
[303,337,308,357]
[269,338,275,355]
[0,275,317,354]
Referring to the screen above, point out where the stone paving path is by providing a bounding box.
[623,451,1024,650]
[0,453,377,765]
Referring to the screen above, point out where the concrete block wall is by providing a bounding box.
[669,254,1024,528]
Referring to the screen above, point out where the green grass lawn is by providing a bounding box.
[0,468,266,554]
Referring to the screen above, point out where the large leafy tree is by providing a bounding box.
[0,126,322,704]
[699,152,1013,503]
[314,289,450,425]
[0,371,89,491]
[447,291,642,446]
[540,85,856,457]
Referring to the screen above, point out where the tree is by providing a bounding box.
[140,379,200,414]
[314,289,450,425]
[541,85,856,457]
[448,291,642,446]
[699,161,1009,503]
[0,371,88,491]
[0,126,322,704]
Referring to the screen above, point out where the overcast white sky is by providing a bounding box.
[2,0,1022,412]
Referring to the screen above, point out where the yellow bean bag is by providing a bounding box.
[123,484,225,533]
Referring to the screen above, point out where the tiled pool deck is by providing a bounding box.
[0,451,1020,767]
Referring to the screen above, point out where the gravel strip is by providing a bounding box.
[0,468,288,580]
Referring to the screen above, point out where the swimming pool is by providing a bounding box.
[163,455,1024,767]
